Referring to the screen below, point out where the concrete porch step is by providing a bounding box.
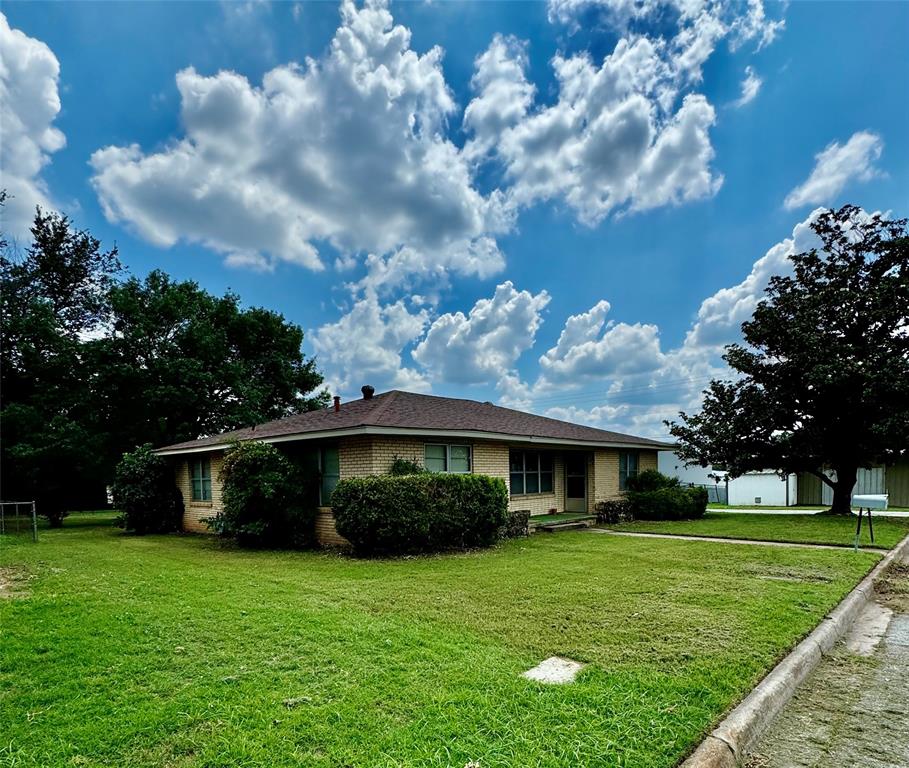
[537,518,595,533]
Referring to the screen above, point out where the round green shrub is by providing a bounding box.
[112,444,183,534]
[624,469,680,492]
[331,473,508,556]
[622,469,707,520]
[213,441,314,548]
[624,469,707,520]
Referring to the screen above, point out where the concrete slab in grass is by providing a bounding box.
[522,656,585,684]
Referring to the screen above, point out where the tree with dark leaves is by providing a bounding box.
[1,207,122,524]
[2,204,328,523]
[87,270,329,465]
[668,205,909,515]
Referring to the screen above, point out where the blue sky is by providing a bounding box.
[2,0,907,437]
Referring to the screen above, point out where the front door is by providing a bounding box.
[565,454,587,513]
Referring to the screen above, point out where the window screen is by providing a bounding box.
[190,457,212,501]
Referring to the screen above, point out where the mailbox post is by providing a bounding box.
[851,494,888,549]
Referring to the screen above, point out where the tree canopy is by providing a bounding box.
[88,270,327,467]
[1,208,122,524]
[668,205,909,514]
[1,204,328,523]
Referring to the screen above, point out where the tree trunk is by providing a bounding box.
[827,465,857,515]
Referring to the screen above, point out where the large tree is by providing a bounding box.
[2,205,328,523]
[1,208,122,523]
[668,206,909,514]
[86,269,329,469]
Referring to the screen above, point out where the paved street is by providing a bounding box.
[744,559,909,768]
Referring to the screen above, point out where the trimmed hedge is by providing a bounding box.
[331,473,509,555]
[595,498,633,524]
[500,509,530,538]
[628,486,708,520]
[623,469,708,520]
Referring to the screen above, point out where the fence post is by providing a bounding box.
[32,501,38,543]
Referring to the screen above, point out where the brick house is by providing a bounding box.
[156,387,670,546]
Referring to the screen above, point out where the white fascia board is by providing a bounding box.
[154,425,669,456]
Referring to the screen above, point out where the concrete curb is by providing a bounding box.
[680,532,909,768]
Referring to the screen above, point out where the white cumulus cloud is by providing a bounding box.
[784,131,884,210]
[684,209,823,348]
[548,0,785,51]
[538,300,666,382]
[90,0,509,278]
[413,281,550,385]
[465,3,748,224]
[312,292,430,395]
[498,207,829,437]
[0,13,66,240]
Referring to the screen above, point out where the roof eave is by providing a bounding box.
[154,424,671,456]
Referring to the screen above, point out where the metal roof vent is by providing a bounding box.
[361,385,375,400]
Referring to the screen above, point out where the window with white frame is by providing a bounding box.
[424,444,472,473]
[190,457,212,502]
[509,450,554,495]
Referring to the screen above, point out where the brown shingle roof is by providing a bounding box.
[156,390,672,453]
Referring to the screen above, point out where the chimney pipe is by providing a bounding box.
[333,395,341,413]
[361,384,375,400]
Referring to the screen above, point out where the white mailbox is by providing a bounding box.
[852,494,888,510]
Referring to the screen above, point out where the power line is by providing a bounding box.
[524,375,717,408]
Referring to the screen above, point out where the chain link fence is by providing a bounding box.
[0,501,38,542]
[683,483,728,505]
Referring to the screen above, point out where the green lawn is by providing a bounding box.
[707,503,909,512]
[1,520,881,767]
[609,511,909,549]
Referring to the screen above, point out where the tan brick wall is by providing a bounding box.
[336,436,567,516]
[473,441,509,482]
[592,448,659,504]
[370,437,425,475]
[338,436,374,479]
[174,451,225,533]
[171,439,660,542]
[331,438,663,518]
[315,506,350,548]
[593,448,620,502]
[338,435,425,477]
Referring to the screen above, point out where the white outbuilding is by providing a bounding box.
[658,451,798,507]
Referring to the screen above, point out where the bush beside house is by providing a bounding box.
[596,469,708,523]
[627,470,708,520]
[332,473,508,556]
[595,499,634,524]
[208,441,314,548]
[113,444,184,534]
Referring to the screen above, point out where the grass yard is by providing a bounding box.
[609,511,909,549]
[1,517,881,768]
